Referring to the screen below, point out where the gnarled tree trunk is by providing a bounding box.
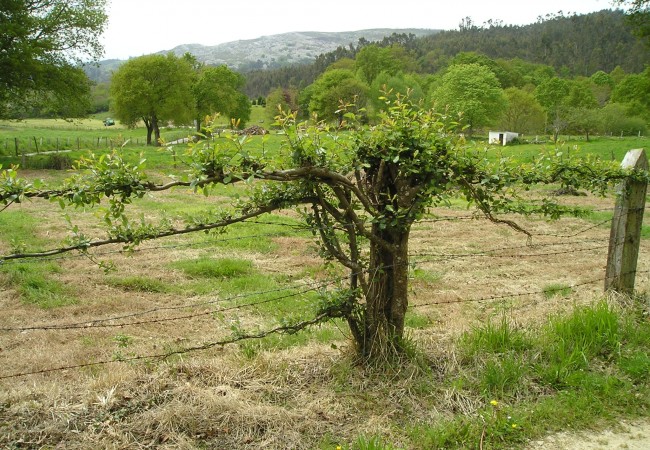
[356,225,411,358]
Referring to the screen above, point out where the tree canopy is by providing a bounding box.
[193,65,251,130]
[0,0,107,118]
[614,0,650,41]
[430,63,506,133]
[110,54,195,146]
[308,69,369,122]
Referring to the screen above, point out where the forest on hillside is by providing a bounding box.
[243,10,649,98]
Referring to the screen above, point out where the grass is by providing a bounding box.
[542,283,573,299]
[172,256,254,279]
[406,300,650,449]
[107,275,171,293]
[0,262,76,308]
[494,135,650,164]
[0,210,78,307]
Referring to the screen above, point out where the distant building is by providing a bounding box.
[489,131,519,146]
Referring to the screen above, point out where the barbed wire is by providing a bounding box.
[0,237,617,332]
[0,276,344,332]
[3,268,647,380]
[0,203,622,266]
[530,218,612,238]
[410,238,608,261]
[0,313,331,380]
[410,269,650,309]
[0,226,310,266]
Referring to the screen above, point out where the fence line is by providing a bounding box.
[2,133,193,156]
[0,236,624,333]
[2,268,646,380]
[0,276,342,332]
[0,212,615,266]
[0,313,331,380]
[1,146,647,379]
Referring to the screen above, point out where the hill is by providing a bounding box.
[243,9,650,98]
[163,29,437,71]
[83,29,437,83]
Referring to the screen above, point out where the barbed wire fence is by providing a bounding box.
[3,200,646,381]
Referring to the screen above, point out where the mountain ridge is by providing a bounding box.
[84,28,438,83]
[159,29,437,70]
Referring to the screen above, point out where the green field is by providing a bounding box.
[2,117,647,161]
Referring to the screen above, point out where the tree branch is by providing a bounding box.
[0,198,316,262]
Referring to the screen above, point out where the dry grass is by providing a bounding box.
[1,179,648,448]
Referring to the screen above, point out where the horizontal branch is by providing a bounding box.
[0,198,316,262]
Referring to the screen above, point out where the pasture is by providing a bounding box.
[0,123,649,448]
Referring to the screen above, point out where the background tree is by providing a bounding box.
[193,65,251,131]
[597,102,647,135]
[110,54,195,146]
[0,0,107,118]
[265,87,299,125]
[611,67,650,123]
[613,0,650,42]
[355,45,401,85]
[564,79,600,140]
[535,77,571,142]
[590,70,615,105]
[499,87,545,134]
[368,72,424,117]
[429,63,507,134]
[307,69,369,122]
[90,82,111,114]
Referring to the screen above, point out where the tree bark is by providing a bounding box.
[153,115,161,146]
[143,118,153,146]
[356,224,411,358]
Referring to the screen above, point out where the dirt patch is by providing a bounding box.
[528,420,650,449]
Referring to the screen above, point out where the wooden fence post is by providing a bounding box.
[605,148,648,294]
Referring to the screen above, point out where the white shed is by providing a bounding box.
[489,131,519,146]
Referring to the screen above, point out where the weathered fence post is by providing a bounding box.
[605,148,648,294]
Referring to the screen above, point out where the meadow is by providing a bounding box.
[0,118,649,448]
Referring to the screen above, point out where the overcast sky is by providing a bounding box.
[101,0,613,60]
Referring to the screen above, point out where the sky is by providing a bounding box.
[101,0,614,60]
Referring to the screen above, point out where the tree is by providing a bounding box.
[368,72,424,117]
[590,70,614,106]
[110,54,195,146]
[265,87,299,125]
[500,87,545,134]
[613,0,650,42]
[430,63,507,134]
[563,79,600,140]
[0,98,626,361]
[0,0,108,118]
[193,65,251,131]
[307,69,369,123]
[355,46,401,85]
[535,77,571,142]
[612,67,650,123]
[597,102,647,135]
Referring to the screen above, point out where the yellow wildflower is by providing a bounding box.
[490,400,499,406]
